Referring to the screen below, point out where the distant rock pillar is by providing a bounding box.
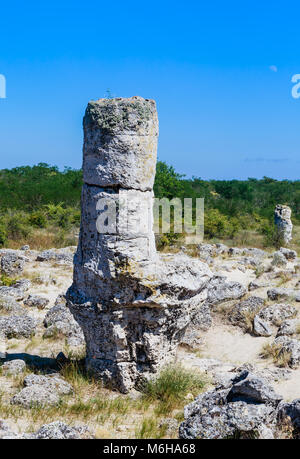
[67,96,212,393]
[274,205,293,245]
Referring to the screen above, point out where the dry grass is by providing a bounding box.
[260,343,292,367]
[6,228,77,251]
[275,271,293,287]
[0,362,209,438]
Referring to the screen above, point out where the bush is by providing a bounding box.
[141,365,206,413]
[28,211,47,228]
[204,209,240,239]
[0,224,7,247]
[5,213,32,240]
[260,223,285,249]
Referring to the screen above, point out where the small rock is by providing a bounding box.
[273,336,300,368]
[248,281,266,291]
[271,251,287,267]
[0,253,25,277]
[253,316,272,337]
[24,373,73,395]
[0,315,36,338]
[33,421,93,439]
[0,296,26,315]
[229,297,265,327]
[277,319,299,336]
[279,247,297,261]
[277,399,300,438]
[20,245,30,251]
[24,294,49,310]
[259,303,297,325]
[11,385,60,408]
[2,359,26,376]
[43,300,84,347]
[206,276,246,306]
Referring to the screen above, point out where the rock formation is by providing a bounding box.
[274,205,293,244]
[66,96,212,392]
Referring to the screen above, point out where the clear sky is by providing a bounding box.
[0,0,300,180]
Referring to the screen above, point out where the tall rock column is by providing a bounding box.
[274,205,293,245]
[67,96,212,392]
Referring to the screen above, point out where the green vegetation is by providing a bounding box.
[140,364,207,415]
[0,161,299,249]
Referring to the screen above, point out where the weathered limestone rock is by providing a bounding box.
[179,371,282,439]
[67,97,212,392]
[82,97,158,191]
[0,252,25,277]
[274,205,293,244]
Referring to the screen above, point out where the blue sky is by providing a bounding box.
[0,0,300,180]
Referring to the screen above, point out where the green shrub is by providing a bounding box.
[260,223,285,249]
[205,209,240,239]
[28,211,47,228]
[5,213,32,240]
[0,224,7,247]
[140,365,206,414]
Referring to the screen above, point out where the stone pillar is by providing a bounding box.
[67,96,212,392]
[274,205,293,245]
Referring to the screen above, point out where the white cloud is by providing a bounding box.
[269,65,278,73]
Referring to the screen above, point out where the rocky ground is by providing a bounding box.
[0,243,299,439]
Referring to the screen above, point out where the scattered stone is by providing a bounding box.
[274,205,293,244]
[0,296,25,315]
[229,296,265,327]
[259,304,297,325]
[248,280,267,291]
[267,288,300,302]
[273,336,300,368]
[43,300,85,347]
[1,359,26,376]
[206,276,246,306]
[179,371,282,439]
[239,257,261,268]
[11,385,60,408]
[0,315,36,338]
[0,252,25,277]
[277,319,299,336]
[228,247,244,256]
[0,420,20,439]
[279,247,297,261]
[24,373,73,395]
[180,325,203,350]
[243,248,266,258]
[197,243,216,261]
[228,371,282,405]
[215,243,229,255]
[271,251,287,267]
[20,245,30,251]
[33,421,94,439]
[189,301,212,332]
[36,248,74,265]
[277,399,300,438]
[0,279,31,301]
[253,315,272,337]
[24,294,49,310]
